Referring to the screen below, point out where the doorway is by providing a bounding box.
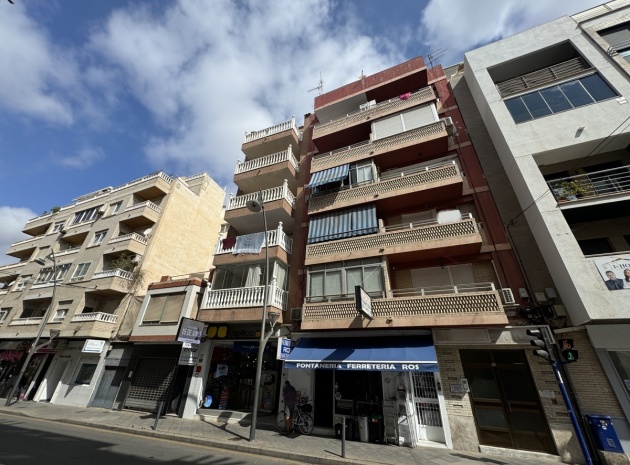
[92,367,125,409]
[314,369,333,427]
[412,371,445,443]
[39,359,68,402]
[461,349,556,454]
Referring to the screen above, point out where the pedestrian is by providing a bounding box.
[282,380,297,434]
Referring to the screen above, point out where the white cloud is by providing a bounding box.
[419,0,605,65]
[0,206,37,266]
[0,3,77,124]
[88,0,399,188]
[57,146,104,169]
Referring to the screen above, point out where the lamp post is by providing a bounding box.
[246,191,280,442]
[5,251,58,406]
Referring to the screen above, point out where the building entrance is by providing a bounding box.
[461,349,556,454]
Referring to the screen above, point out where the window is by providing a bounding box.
[71,262,91,281]
[74,363,97,385]
[577,238,613,256]
[371,104,438,141]
[110,201,122,215]
[51,308,68,322]
[51,221,66,233]
[307,258,384,302]
[608,351,630,398]
[600,22,630,63]
[142,292,186,324]
[349,161,374,186]
[410,264,475,290]
[0,308,9,322]
[92,230,108,246]
[34,264,70,284]
[505,74,617,123]
[71,206,103,225]
[15,275,31,291]
[219,223,230,235]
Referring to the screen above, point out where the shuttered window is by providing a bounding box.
[307,205,378,244]
[371,104,438,141]
[142,293,186,324]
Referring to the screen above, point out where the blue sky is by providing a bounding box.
[0,0,604,264]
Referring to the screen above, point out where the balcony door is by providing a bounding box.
[461,350,556,454]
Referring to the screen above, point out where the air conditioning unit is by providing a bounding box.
[290,307,302,322]
[500,288,516,305]
[442,116,455,135]
[97,206,106,215]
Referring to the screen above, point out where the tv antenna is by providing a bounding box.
[308,72,323,95]
[427,49,446,68]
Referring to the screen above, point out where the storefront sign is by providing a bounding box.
[277,337,293,360]
[594,255,630,291]
[178,342,199,366]
[284,362,426,371]
[206,324,262,340]
[177,317,205,344]
[355,286,373,319]
[82,339,106,354]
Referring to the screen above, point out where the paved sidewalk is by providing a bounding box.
[0,398,568,465]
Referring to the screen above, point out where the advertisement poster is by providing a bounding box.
[594,255,630,291]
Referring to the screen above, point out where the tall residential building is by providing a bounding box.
[455,0,630,462]
[0,171,225,407]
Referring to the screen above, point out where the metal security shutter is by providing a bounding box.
[124,357,177,412]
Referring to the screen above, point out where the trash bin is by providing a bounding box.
[335,419,355,440]
[585,414,624,453]
[369,414,384,443]
[358,415,369,442]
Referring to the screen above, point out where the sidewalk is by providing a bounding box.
[0,398,567,465]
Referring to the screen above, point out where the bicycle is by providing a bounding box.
[276,401,314,435]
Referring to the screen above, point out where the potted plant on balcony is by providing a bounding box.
[556,180,588,201]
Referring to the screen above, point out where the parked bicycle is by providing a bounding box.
[276,401,314,435]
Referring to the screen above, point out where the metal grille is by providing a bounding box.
[412,372,442,427]
[124,358,176,413]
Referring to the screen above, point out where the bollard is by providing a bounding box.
[341,416,346,458]
[153,401,163,431]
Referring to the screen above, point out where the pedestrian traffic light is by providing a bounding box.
[558,338,579,363]
[526,328,555,361]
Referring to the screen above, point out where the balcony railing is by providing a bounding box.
[93,269,133,280]
[548,166,630,202]
[226,179,295,211]
[215,223,293,255]
[244,116,300,144]
[0,262,26,272]
[9,317,44,326]
[125,201,162,214]
[202,280,288,310]
[314,87,436,138]
[109,232,149,245]
[71,312,118,323]
[311,120,450,172]
[607,39,630,57]
[235,145,299,174]
[10,234,44,247]
[55,246,81,257]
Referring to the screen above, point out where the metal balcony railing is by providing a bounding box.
[607,39,630,57]
[547,166,630,202]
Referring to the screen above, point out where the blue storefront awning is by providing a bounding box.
[308,164,350,188]
[284,336,437,372]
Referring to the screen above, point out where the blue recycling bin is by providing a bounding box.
[585,414,624,453]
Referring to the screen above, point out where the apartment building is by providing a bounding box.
[455,1,630,462]
[0,171,225,408]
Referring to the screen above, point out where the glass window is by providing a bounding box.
[51,221,66,233]
[52,308,68,322]
[559,80,593,108]
[92,230,107,245]
[609,351,630,395]
[71,206,103,225]
[72,262,91,281]
[505,98,532,123]
[110,202,122,215]
[539,86,572,113]
[522,92,552,118]
[75,363,97,385]
[15,275,31,291]
[0,308,9,322]
[307,259,384,301]
[580,74,617,102]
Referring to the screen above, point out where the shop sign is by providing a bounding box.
[177,317,205,344]
[284,362,426,371]
[593,255,630,291]
[0,341,30,351]
[206,324,262,340]
[355,286,373,320]
[82,339,106,354]
[277,337,294,360]
[178,342,200,366]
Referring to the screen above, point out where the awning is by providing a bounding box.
[284,336,437,372]
[307,204,378,244]
[308,164,349,188]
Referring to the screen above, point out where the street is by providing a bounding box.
[0,413,299,465]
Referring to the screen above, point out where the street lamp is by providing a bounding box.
[5,251,59,406]
[246,191,280,442]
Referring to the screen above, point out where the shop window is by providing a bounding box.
[142,292,186,325]
[307,258,384,302]
[75,363,97,385]
[609,351,630,397]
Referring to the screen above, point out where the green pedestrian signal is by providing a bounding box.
[562,349,578,363]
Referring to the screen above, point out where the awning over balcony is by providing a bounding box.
[284,336,437,371]
[307,204,377,244]
[308,164,349,188]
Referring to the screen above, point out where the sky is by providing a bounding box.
[0,0,605,265]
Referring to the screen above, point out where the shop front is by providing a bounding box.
[283,334,450,448]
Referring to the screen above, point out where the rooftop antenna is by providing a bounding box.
[427,49,446,68]
[308,72,323,95]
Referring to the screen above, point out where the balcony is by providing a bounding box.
[300,283,507,330]
[119,201,161,228]
[198,281,287,323]
[115,171,173,199]
[225,180,296,234]
[9,316,44,326]
[103,232,148,256]
[91,268,133,294]
[242,117,301,160]
[313,87,437,146]
[308,161,463,215]
[68,312,119,338]
[548,166,630,208]
[6,235,43,259]
[312,119,452,174]
[213,223,292,267]
[22,213,55,236]
[0,261,26,277]
[62,219,96,244]
[234,145,299,194]
[55,245,81,258]
[305,215,482,266]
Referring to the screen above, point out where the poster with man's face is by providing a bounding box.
[594,255,630,291]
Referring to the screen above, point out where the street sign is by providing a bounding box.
[355,285,373,320]
[277,337,293,360]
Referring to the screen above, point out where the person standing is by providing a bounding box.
[282,380,297,434]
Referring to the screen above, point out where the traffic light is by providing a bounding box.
[558,338,579,363]
[526,327,555,361]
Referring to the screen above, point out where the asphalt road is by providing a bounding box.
[0,413,299,465]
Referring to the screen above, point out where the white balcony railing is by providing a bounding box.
[71,312,118,323]
[202,279,287,310]
[92,269,133,280]
[55,246,81,257]
[108,232,149,245]
[226,179,295,211]
[0,261,26,272]
[124,200,162,214]
[244,116,299,144]
[235,145,299,175]
[9,317,43,326]
[215,222,293,255]
[10,234,44,248]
